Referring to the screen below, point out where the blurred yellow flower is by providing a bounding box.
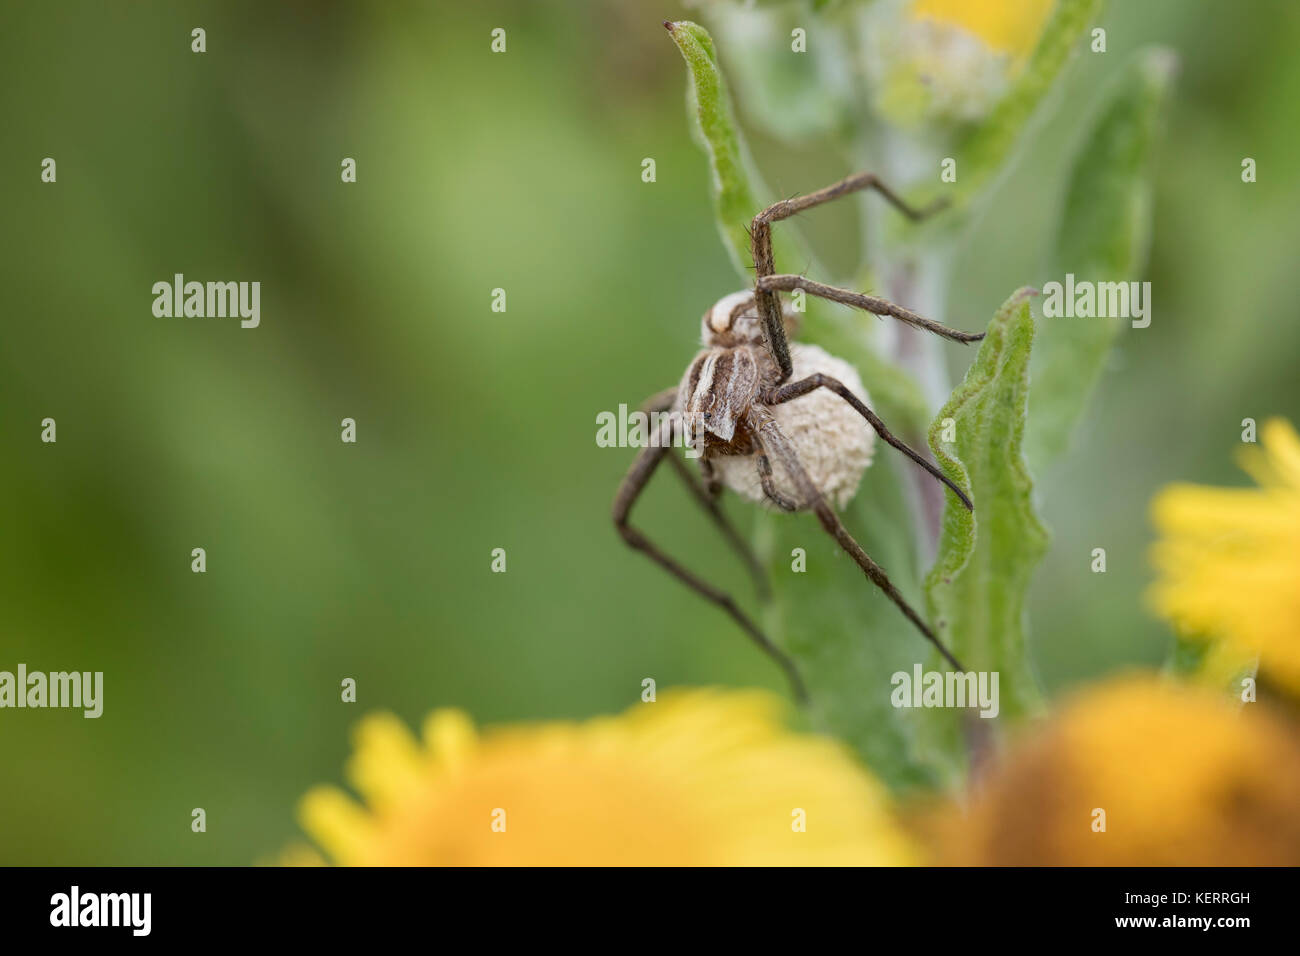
[910,0,1054,58]
[863,0,1054,127]
[1150,418,1300,694]
[935,675,1300,865]
[289,689,918,866]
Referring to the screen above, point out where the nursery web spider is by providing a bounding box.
[613,171,983,702]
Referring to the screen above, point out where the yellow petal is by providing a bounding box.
[910,0,1054,58]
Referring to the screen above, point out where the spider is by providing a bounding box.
[612,171,985,703]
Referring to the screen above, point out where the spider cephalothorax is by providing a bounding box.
[678,292,774,454]
[614,170,985,702]
[682,291,874,510]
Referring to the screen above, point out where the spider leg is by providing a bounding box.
[750,410,966,673]
[664,452,772,600]
[756,274,985,345]
[698,457,723,498]
[756,452,799,512]
[763,374,973,511]
[750,171,950,382]
[613,400,806,702]
[633,389,772,599]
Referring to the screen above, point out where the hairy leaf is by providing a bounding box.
[669,19,957,788]
[666,20,930,430]
[762,297,964,794]
[925,290,1047,721]
[666,20,798,278]
[758,449,953,791]
[1027,48,1175,469]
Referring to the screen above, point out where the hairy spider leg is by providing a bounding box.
[756,274,986,345]
[635,388,770,598]
[663,454,771,601]
[749,170,952,383]
[756,450,799,512]
[763,373,974,511]
[613,393,805,701]
[750,409,966,673]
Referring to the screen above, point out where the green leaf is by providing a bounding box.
[925,289,1048,720]
[938,0,1105,212]
[758,449,952,792]
[665,20,802,279]
[758,297,958,795]
[1026,48,1176,469]
[669,17,953,791]
[666,17,936,457]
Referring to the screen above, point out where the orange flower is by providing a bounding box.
[935,675,1300,865]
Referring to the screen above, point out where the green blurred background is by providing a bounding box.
[1,0,1297,863]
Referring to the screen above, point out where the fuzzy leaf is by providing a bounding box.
[758,448,953,791]
[668,19,959,788]
[665,18,929,432]
[759,294,962,795]
[1026,48,1175,468]
[925,289,1047,720]
[666,20,800,278]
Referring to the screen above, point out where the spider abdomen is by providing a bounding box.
[712,344,875,511]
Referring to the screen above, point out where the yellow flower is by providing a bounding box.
[934,675,1300,865]
[1150,418,1300,694]
[289,689,918,866]
[910,0,1054,58]
[863,0,1054,127]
